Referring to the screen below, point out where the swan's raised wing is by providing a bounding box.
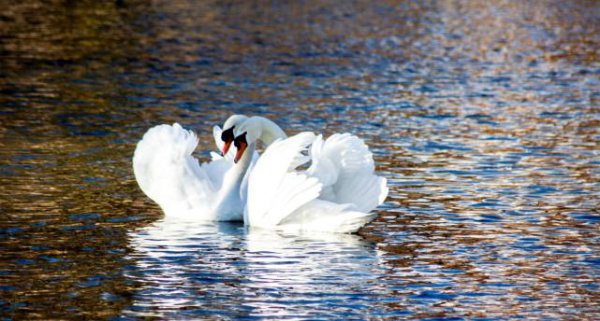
[307,133,388,213]
[245,132,322,228]
[133,123,218,218]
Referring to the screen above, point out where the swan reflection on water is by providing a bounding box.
[125,218,384,318]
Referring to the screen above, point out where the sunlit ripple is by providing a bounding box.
[124,218,392,319]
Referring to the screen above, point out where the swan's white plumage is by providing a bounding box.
[210,125,259,204]
[279,200,375,233]
[204,126,235,191]
[133,123,250,221]
[212,125,226,155]
[308,133,388,214]
[245,131,384,233]
[133,124,214,218]
[133,116,388,233]
[245,132,322,228]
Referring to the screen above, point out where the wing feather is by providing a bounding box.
[133,123,218,218]
[279,199,376,233]
[307,133,387,212]
[246,132,322,227]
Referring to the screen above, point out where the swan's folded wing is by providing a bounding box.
[201,155,232,193]
[133,123,216,217]
[246,132,321,227]
[279,199,376,233]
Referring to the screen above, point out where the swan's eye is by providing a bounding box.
[234,132,247,148]
[221,126,234,143]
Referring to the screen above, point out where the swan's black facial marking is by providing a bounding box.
[221,126,235,144]
[233,132,248,164]
[220,126,235,156]
[233,132,246,149]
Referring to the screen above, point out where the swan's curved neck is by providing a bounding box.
[253,117,287,146]
[214,143,255,219]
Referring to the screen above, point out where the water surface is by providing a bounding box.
[1,0,599,319]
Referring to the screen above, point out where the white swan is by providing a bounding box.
[132,115,255,221]
[230,116,388,233]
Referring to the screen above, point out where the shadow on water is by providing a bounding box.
[0,0,599,319]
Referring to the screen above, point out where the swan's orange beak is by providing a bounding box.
[234,141,247,164]
[220,127,235,156]
[233,132,248,164]
[221,141,232,156]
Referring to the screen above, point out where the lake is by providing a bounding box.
[1,0,599,319]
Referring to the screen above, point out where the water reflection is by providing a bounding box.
[126,219,388,319]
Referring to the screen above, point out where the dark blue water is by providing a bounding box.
[1,1,599,320]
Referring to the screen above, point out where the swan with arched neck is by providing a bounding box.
[230,115,388,233]
[132,115,257,221]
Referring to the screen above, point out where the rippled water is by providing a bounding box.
[1,0,599,319]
